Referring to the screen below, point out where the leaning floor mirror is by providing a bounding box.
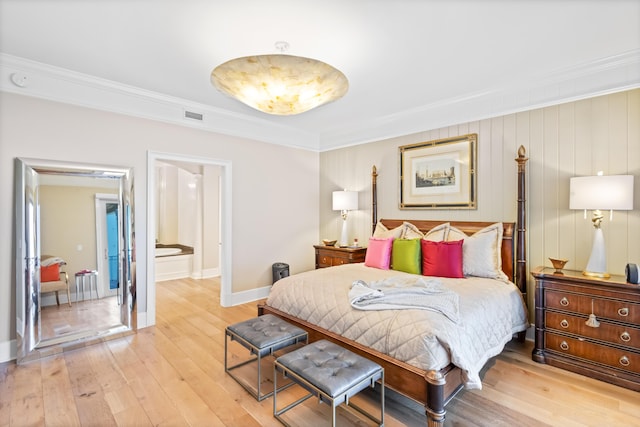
[15,158,135,364]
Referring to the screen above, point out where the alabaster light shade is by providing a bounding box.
[211,54,348,115]
[569,174,634,278]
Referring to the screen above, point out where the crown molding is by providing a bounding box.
[319,49,640,151]
[2,50,639,153]
[0,53,320,151]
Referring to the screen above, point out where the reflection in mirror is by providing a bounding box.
[15,158,135,363]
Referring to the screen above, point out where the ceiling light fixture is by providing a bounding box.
[211,41,348,115]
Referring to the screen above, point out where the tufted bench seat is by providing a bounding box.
[274,339,384,426]
[225,314,308,401]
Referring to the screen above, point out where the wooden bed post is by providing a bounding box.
[515,146,528,299]
[372,165,378,235]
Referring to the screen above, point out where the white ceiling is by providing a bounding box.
[1,1,639,151]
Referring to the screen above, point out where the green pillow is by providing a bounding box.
[391,238,422,274]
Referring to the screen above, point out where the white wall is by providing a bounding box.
[0,93,320,360]
[320,89,640,315]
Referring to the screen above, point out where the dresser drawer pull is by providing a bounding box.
[560,297,569,307]
[560,319,569,328]
[620,331,631,342]
[619,356,630,367]
[560,341,569,351]
[618,307,629,317]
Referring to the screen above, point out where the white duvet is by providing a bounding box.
[266,263,528,389]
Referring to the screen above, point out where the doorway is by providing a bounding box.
[145,151,232,328]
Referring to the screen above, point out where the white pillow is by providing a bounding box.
[448,223,508,281]
[373,221,404,239]
[401,222,423,239]
[423,222,449,242]
[402,221,450,241]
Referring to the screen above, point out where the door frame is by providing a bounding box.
[145,151,232,328]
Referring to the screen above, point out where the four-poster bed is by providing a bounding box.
[259,146,529,426]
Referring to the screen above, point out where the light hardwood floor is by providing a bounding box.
[1,277,639,426]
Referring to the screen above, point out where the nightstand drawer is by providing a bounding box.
[545,311,640,348]
[546,332,640,375]
[317,255,333,268]
[545,289,640,324]
[314,245,367,269]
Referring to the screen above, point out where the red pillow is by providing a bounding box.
[41,264,60,282]
[421,239,464,278]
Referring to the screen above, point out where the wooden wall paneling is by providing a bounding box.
[475,119,493,222]
[573,98,594,270]
[542,105,560,269]
[490,115,506,221]
[608,92,631,274]
[528,107,545,290]
[591,95,610,173]
[318,89,638,282]
[628,90,640,265]
[502,114,518,221]
[557,102,577,270]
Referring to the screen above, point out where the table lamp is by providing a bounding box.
[332,190,358,247]
[569,173,634,278]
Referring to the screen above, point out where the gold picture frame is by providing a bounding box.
[399,134,477,209]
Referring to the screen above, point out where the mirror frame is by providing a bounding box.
[15,157,135,363]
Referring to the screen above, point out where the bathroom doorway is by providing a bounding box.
[145,151,232,328]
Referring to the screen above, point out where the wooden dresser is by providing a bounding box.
[314,245,366,269]
[531,266,640,391]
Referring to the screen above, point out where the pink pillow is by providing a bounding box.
[421,239,464,278]
[365,237,393,269]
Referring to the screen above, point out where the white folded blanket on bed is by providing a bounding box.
[349,276,460,323]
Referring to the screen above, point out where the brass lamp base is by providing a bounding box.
[583,270,610,279]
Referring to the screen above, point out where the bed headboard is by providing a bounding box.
[371,146,528,297]
[378,219,515,282]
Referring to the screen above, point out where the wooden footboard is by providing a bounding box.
[258,303,464,426]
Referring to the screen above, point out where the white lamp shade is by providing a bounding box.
[569,175,634,211]
[332,190,358,211]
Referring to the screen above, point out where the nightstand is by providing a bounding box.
[313,245,366,269]
[531,266,640,391]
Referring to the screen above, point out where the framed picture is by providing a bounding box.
[399,134,477,209]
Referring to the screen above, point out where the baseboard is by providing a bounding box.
[525,323,534,342]
[224,285,272,307]
[190,267,219,280]
[0,339,16,363]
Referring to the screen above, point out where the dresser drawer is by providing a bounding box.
[545,289,640,324]
[545,332,640,375]
[545,311,640,348]
[317,255,333,268]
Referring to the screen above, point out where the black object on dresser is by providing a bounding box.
[314,245,366,269]
[532,266,640,391]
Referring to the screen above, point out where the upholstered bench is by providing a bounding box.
[274,339,384,427]
[225,314,308,401]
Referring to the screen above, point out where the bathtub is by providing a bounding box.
[156,247,183,257]
[155,245,194,281]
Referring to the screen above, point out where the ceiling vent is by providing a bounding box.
[184,110,203,121]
